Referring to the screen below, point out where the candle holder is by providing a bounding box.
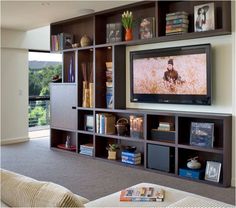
[130,115,144,139]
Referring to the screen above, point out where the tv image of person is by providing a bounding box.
[195,5,209,32]
[163,59,179,83]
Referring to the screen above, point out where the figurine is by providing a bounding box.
[187,156,201,169]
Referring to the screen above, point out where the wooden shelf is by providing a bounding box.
[178,144,223,154]
[95,133,144,143]
[146,140,176,147]
[78,130,94,135]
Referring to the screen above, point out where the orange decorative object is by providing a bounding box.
[125,29,133,41]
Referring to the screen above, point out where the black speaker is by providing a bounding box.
[147,144,175,172]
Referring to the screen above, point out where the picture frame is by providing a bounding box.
[190,122,214,148]
[84,115,94,132]
[205,161,221,182]
[194,2,215,32]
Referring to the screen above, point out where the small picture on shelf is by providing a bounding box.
[194,3,215,32]
[63,33,74,49]
[190,122,214,148]
[84,115,94,132]
[204,161,221,183]
[106,23,123,43]
[139,17,155,39]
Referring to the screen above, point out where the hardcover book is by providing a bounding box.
[139,17,155,39]
[190,122,214,148]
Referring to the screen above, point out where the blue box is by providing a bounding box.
[179,168,205,180]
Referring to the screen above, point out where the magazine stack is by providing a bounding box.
[80,143,94,156]
[165,11,189,35]
[120,186,165,202]
[121,151,141,165]
[106,62,113,108]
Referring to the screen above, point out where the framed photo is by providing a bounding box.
[205,161,221,182]
[190,122,214,148]
[85,115,94,132]
[194,3,215,32]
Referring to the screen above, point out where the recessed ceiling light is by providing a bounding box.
[78,9,95,15]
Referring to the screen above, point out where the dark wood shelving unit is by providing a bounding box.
[50,1,232,187]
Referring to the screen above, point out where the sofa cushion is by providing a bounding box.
[0,169,85,207]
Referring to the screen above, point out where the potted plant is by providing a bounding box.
[121,10,133,41]
[106,144,119,160]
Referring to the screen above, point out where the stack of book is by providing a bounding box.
[165,11,189,35]
[157,122,174,131]
[96,113,116,134]
[121,151,141,165]
[106,62,113,108]
[120,186,165,202]
[80,143,94,156]
[51,33,73,51]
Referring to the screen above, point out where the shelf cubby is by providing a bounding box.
[78,110,94,132]
[178,116,224,149]
[51,16,94,46]
[63,51,76,83]
[178,148,224,184]
[78,133,94,155]
[95,2,156,45]
[95,136,144,166]
[50,128,77,151]
[95,46,113,109]
[147,114,176,143]
[77,49,94,107]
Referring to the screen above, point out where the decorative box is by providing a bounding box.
[151,129,175,142]
[179,168,205,180]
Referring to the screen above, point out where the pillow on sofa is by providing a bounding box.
[0,169,85,207]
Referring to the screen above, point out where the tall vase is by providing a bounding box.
[125,28,133,41]
[82,81,90,108]
[89,83,93,108]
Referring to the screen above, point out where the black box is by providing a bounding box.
[147,144,175,172]
[151,129,175,142]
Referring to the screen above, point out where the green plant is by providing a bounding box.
[121,11,133,29]
[106,144,119,152]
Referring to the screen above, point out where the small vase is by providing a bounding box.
[108,151,116,160]
[125,28,133,41]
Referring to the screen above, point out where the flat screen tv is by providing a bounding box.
[130,44,211,105]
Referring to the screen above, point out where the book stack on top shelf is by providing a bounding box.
[106,62,113,108]
[165,11,189,36]
[96,113,116,134]
[80,143,94,156]
[51,33,73,51]
[121,151,141,165]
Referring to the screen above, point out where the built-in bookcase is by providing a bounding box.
[50,1,232,187]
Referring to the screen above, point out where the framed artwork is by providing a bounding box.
[204,161,221,182]
[190,122,214,148]
[85,115,94,132]
[194,3,215,32]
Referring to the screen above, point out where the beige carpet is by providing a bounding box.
[1,138,235,205]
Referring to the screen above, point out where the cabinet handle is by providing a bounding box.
[72,106,76,109]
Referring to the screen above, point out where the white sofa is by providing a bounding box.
[1,169,233,208]
[0,169,89,207]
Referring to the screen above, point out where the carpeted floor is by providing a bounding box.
[1,138,235,205]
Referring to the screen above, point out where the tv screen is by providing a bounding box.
[130,44,211,105]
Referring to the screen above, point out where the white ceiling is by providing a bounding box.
[1,1,136,31]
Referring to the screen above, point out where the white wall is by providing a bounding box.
[1,49,28,143]
[1,26,50,50]
[231,0,236,187]
[1,26,50,144]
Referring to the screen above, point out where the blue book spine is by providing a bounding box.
[122,156,141,162]
[100,115,105,134]
[121,152,141,157]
